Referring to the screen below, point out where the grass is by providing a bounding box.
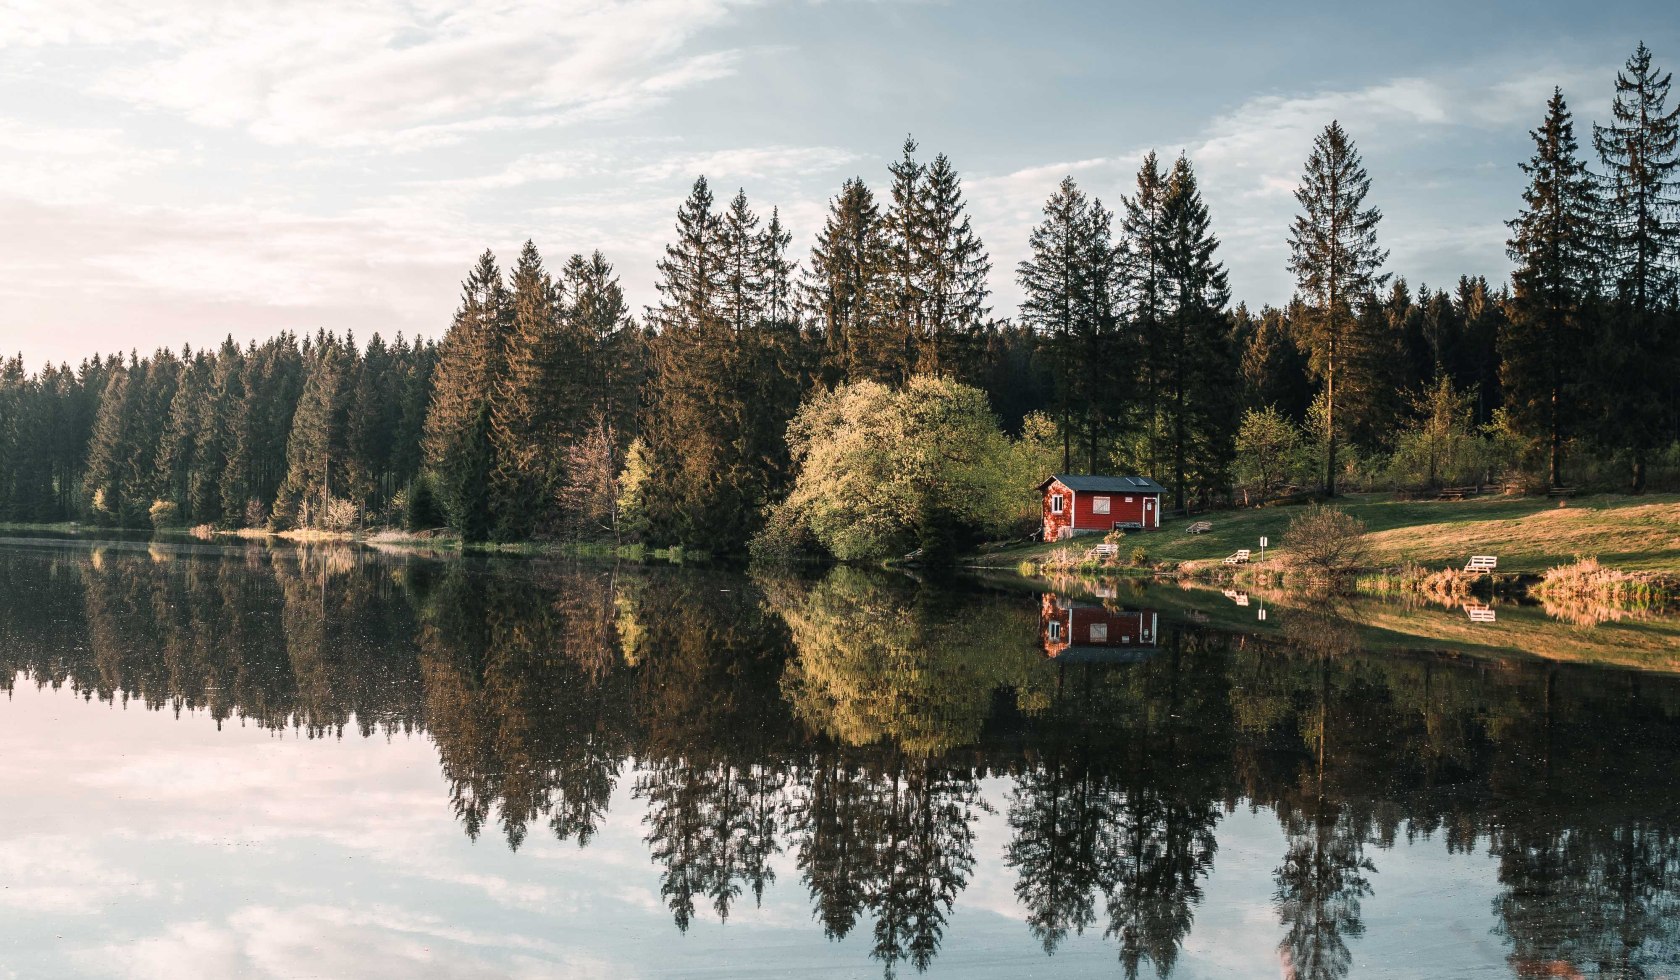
[977,492,1680,575]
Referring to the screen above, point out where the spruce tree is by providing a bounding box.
[563,250,641,444]
[802,178,894,384]
[1505,92,1599,490]
[275,332,357,528]
[916,152,992,378]
[1017,176,1124,471]
[1286,121,1389,496]
[489,240,570,539]
[424,251,510,542]
[1592,43,1680,491]
[1122,152,1172,479]
[883,137,928,375]
[641,177,732,546]
[1158,155,1238,510]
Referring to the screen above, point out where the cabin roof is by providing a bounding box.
[1039,473,1166,494]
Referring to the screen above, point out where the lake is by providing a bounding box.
[0,537,1676,979]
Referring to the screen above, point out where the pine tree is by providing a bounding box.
[1594,43,1680,315]
[1017,176,1124,471]
[916,152,992,378]
[489,240,570,539]
[1122,152,1172,479]
[157,349,213,520]
[1286,121,1389,496]
[275,332,357,528]
[424,251,510,542]
[1158,155,1238,510]
[1239,305,1313,422]
[1592,43,1680,491]
[641,177,732,547]
[563,250,642,445]
[1505,94,1600,490]
[802,178,894,384]
[883,136,928,375]
[642,180,801,551]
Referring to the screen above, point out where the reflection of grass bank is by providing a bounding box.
[1530,558,1680,624]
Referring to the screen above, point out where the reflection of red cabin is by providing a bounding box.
[1038,474,1164,541]
[1040,594,1160,663]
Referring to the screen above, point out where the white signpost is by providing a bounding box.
[1259,536,1268,563]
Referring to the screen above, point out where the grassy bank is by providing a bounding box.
[977,492,1680,575]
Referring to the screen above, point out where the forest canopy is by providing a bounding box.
[2,44,1679,554]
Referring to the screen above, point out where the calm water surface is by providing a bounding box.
[0,538,1676,979]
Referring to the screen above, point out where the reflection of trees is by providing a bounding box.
[767,567,1038,756]
[417,561,631,848]
[6,543,1680,978]
[1004,627,1229,978]
[1273,799,1375,980]
[620,571,795,929]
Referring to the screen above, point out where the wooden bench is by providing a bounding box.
[1546,486,1578,498]
[1437,486,1481,501]
[1185,520,1213,535]
[1463,555,1497,575]
[1222,549,1251,565]
[1086,543,1119,562]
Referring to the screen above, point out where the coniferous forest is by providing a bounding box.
[3,46,1679,555]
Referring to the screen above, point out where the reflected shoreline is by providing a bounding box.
[3,540,1679,979]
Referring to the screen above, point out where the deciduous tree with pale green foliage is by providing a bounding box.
[756,377,1042,563]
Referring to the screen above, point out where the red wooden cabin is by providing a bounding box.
[1038,473,1165,541]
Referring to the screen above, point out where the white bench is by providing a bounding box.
[1466,603,1496,623]
[1222,549,1251,565]
[1186,521,1213,535]
[1463,555,1498,575]
[1086,543,1119,562]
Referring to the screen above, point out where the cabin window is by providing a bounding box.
[1093,496,1110,514]
[1050,494,1064,514]
[1048,621,1062,640]
[1125,496,1134,503]
[1089,623,1107,642]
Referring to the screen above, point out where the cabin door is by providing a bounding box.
[1144,497,1154,528]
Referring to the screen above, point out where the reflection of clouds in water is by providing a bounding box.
[0,836,158,914]
[72,904,627,980]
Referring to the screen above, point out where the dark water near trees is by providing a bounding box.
[0,539,1676,979]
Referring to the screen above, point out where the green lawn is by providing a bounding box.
[978,492,1680,574]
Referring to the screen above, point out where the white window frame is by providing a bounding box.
[1089,622,1107,642]
[1048,620,1062,640]
[1125,495,1134,503]
[1092,496,1110,515]
[1050,494,1064,514]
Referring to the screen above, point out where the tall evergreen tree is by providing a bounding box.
[424,251,510,542]
[1506,91,1600,489]
[490,240,571,539]
[275,332,358,528]
[802,179,895,384]
[562,250,642,444]
[1286,121,1389,496]
[1158,155,1238,510]
[1017,176,1124,471]
[1592,43,1680,491]
[1122,152,1173,480]
[916,152,992,378]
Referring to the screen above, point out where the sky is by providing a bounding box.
[0,0,1676,371]
[0,677,1508,979]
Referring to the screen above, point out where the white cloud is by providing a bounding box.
[73,905,622,980]
[0,836,158,915]
[6,0,755,147]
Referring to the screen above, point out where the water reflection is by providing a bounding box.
[2,542,1679,978]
